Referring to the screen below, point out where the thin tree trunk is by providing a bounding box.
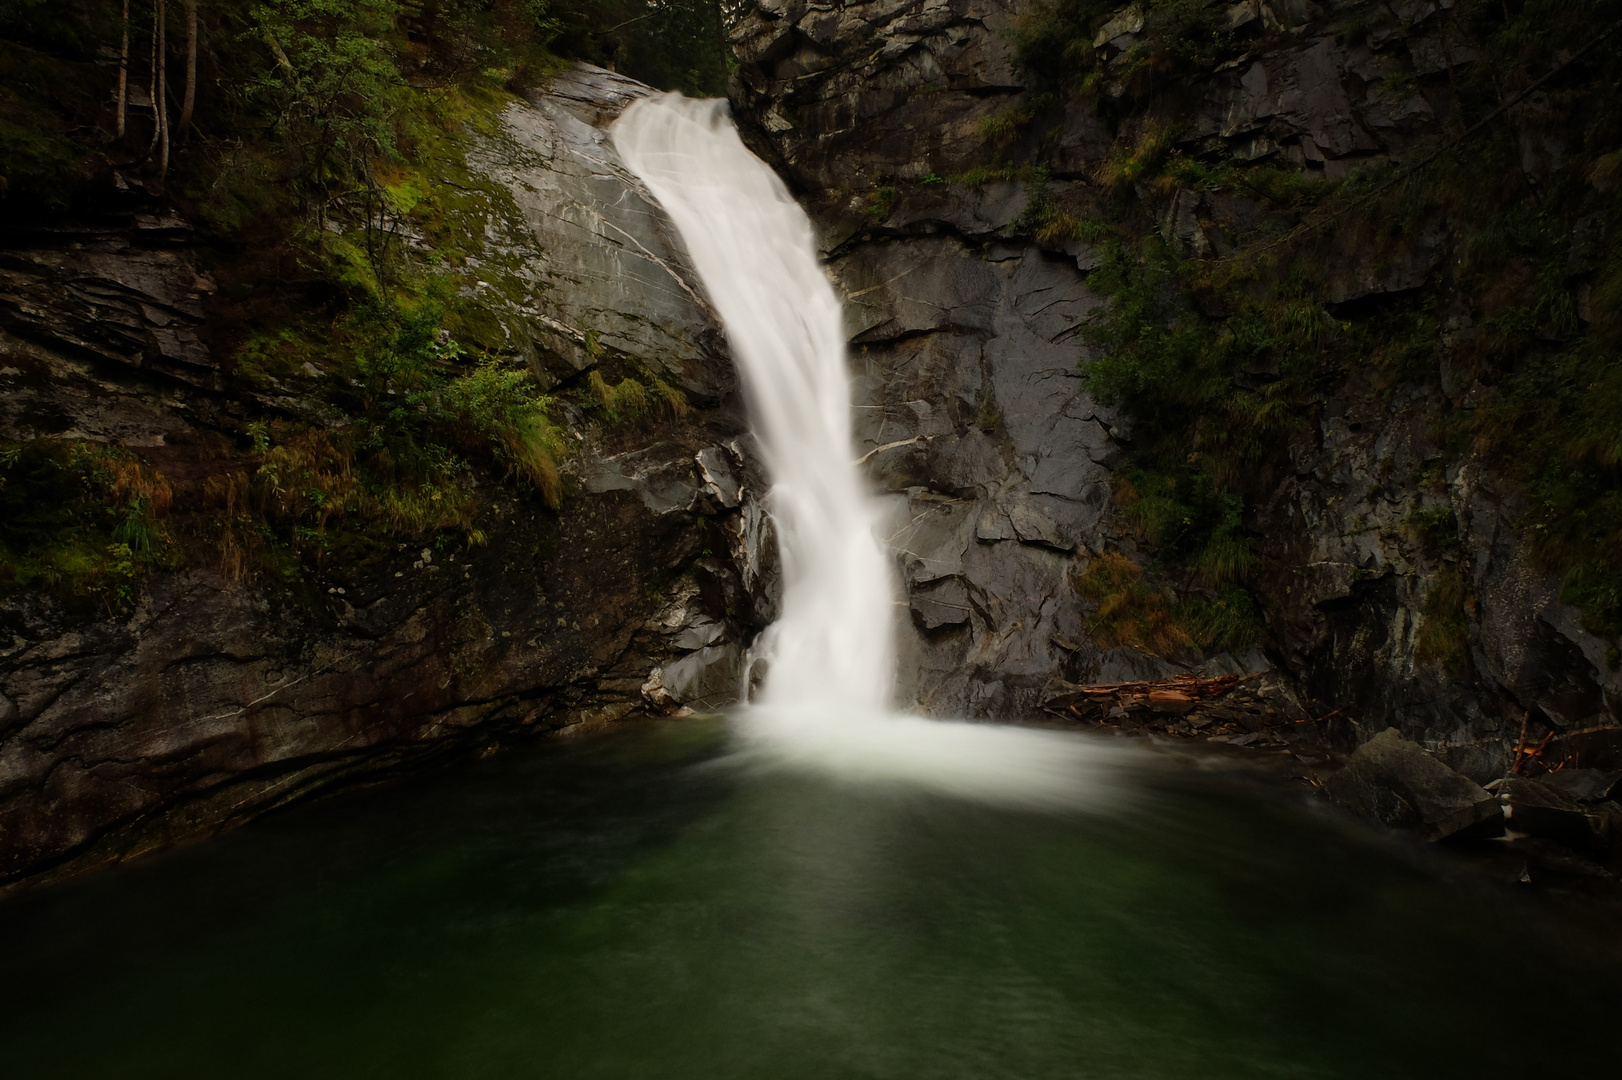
[116,0,129,138]
[145,2,161,158]
[156,0,169,179]
[178,0,197,136]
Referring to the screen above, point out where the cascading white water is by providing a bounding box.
[612,95,894,711]
[614,96,1130,810]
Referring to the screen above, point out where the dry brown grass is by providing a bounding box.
[1074,552,1194,657]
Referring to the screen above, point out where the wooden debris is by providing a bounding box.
[1044,672,1259,714]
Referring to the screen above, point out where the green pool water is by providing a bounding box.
[1,717,1615,1078]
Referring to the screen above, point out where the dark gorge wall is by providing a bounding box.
[0,68,775,893]
[727,0,1622,778]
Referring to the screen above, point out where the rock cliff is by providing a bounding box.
[0,66,773,893]
[727,0,1622,777]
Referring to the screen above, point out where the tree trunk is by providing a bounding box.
[144,2,161,159]
[116,0,129,138]
[178,0,197,136]
[156,0,169,179]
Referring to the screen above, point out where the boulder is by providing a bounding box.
[1541,768,1622,803]
[1500,777,1616,850]
[1326,728,1503,841]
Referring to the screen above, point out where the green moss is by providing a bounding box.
[0,441,176,611]
[862,185,899,218]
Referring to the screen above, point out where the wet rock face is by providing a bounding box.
[0,65,776,893]
[473,67,731,397]
[730,0,1228,717]
[0,213,220,399]
[728,0,1622,751]
[840,232,1142,716]
[731,0,1027,190]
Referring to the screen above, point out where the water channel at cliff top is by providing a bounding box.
[1,715,1618,1078]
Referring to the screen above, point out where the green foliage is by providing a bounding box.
[240,0,409,198]
[587,367,689,427]
[246,284,574,511]
[1,0,719,602]
[1083,239,1325,485]
[0,113,86,208]
[1113,469,1252,585]
[1017,168,1100,244]
[1407,506,1460,558]
[862,185,899,218]
[1010,0,1246,100]
[946,163,1050,187]
[1007,0,1115,96]
[547,0,730,97]
[1054,0,1622,653]
[0,33,100,211]
[1472,333,1622,637]
[978,103,1037,142]
[1,0,728,224]
[1162,154,1330,214]
[0,442,175,610]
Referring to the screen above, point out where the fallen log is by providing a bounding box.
[1042,671,1260,712]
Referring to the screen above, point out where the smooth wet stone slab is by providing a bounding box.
[1326,728,1504,841]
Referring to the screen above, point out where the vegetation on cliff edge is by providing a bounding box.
[1005,0,1622,659]
[0,0,723,602]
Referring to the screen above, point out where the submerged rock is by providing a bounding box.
[1326,729,1503,841]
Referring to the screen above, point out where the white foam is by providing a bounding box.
[729,705,1136,811]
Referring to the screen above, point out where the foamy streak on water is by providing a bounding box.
[726,704,1133,811]
[613,96,1132,810]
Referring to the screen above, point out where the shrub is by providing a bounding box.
[0,442,176,610]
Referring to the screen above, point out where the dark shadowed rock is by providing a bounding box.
[1542,768,1622,803]
[1326,728,1503,841]
[1500,777,1614,850]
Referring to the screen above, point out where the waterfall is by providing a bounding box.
[614,95,894,710]
[614,95,1130,810]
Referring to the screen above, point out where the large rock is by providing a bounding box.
[1499,777,1617,850]
[469,66,730,397]
[1326,728,1503,841]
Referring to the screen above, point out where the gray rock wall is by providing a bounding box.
[728,0,1622,767]
[0,65,774,893]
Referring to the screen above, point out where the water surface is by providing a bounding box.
[1,717,1614,1078]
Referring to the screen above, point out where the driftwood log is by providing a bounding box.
[1044,672,1262,718]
